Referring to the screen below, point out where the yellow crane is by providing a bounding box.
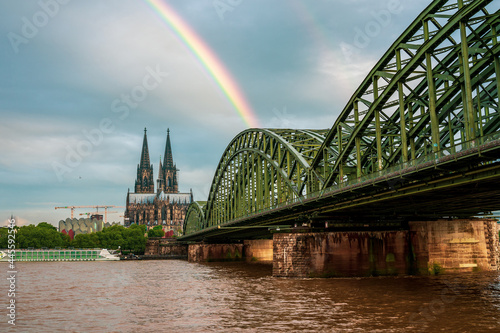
[55,205,125,223]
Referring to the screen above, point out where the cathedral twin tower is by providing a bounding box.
[135,128,178,194]
[125,128,191,228]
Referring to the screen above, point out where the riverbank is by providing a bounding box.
[120,254,187,260]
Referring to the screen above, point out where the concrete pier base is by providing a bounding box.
[273,219,498,278]
[188,243,244,262]
[243,240,273,263]
[145,238,188,258]
[273,231,411,278]
[410,219,499,274]
[188,240,273,263]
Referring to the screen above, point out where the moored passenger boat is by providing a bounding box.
[0,248,120,261]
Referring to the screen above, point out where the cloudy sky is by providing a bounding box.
[0,0,436,226]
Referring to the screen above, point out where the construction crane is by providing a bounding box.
[55,205,125,223]
[79,211,118,219]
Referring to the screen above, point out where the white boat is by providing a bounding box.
[0,248,120,261]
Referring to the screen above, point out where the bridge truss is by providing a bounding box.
[183,0,500,240]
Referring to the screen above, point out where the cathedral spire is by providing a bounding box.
[140,128,151,169]
[157,156,164,193]
[158,129,178,194]
[135,128,154,193]
[163,128,174,168]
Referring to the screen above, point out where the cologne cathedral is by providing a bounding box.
[124,128,192,230]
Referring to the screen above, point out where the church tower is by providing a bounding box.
[157,156,164,191]
[126,127,191,228]
[157,129,178,194]
[134,128,155,193]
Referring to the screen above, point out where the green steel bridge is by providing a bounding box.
[181,0,500,241]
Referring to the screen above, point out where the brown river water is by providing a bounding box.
[1,260,499,332]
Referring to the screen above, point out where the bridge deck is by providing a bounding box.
[180,139,500,241]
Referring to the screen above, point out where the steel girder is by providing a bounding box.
[183,129,328,233]
[183,201,206,235]
[310,0,499,189]
[183,0,500,236]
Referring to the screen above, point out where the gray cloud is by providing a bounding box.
[0,0,446,224]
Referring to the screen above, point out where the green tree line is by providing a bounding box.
[0,223,148,254]
[147,225,165,238]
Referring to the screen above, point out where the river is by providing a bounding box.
[1,260,499,332]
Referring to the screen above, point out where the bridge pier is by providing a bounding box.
[273,219,498,278]
[243,240,273,263]
[187,240,273,263]
[410,219,499,274]
[188,243,244,262]
[185,219,498,277]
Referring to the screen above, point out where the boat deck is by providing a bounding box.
[0,249,119,261]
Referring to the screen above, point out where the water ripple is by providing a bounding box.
[0,261,499,332]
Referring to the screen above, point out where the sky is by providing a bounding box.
[0,0,435,226]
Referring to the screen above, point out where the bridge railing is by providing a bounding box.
[217,133,500,225]
[314,132,500,199]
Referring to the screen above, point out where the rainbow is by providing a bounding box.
[143,0,260,128]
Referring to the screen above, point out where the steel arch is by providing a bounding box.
[201,129,329,228]
[183,201,206,235]
[310,0,499,189]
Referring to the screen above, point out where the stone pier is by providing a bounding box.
[188,240,273,263]
[410,219,499,274]
[188,243,244,262]
[145,237,188,258]
[273,230,411,278]
[273,219,499,278]
[243,240,273,263]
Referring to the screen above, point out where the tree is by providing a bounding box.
[98,225,125,249]
[0,228,9,248]
[14,224,68,248]
[70,225,147,254]
[122,226,147,254]
[130,223,147,236]
[0,222,147,254]
[147,225,165,238]
[73,233,100,248]
[37,222,57,231]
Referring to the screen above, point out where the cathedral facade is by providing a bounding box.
[125,128,192,232]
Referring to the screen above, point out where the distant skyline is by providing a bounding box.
[3,0,485,226]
